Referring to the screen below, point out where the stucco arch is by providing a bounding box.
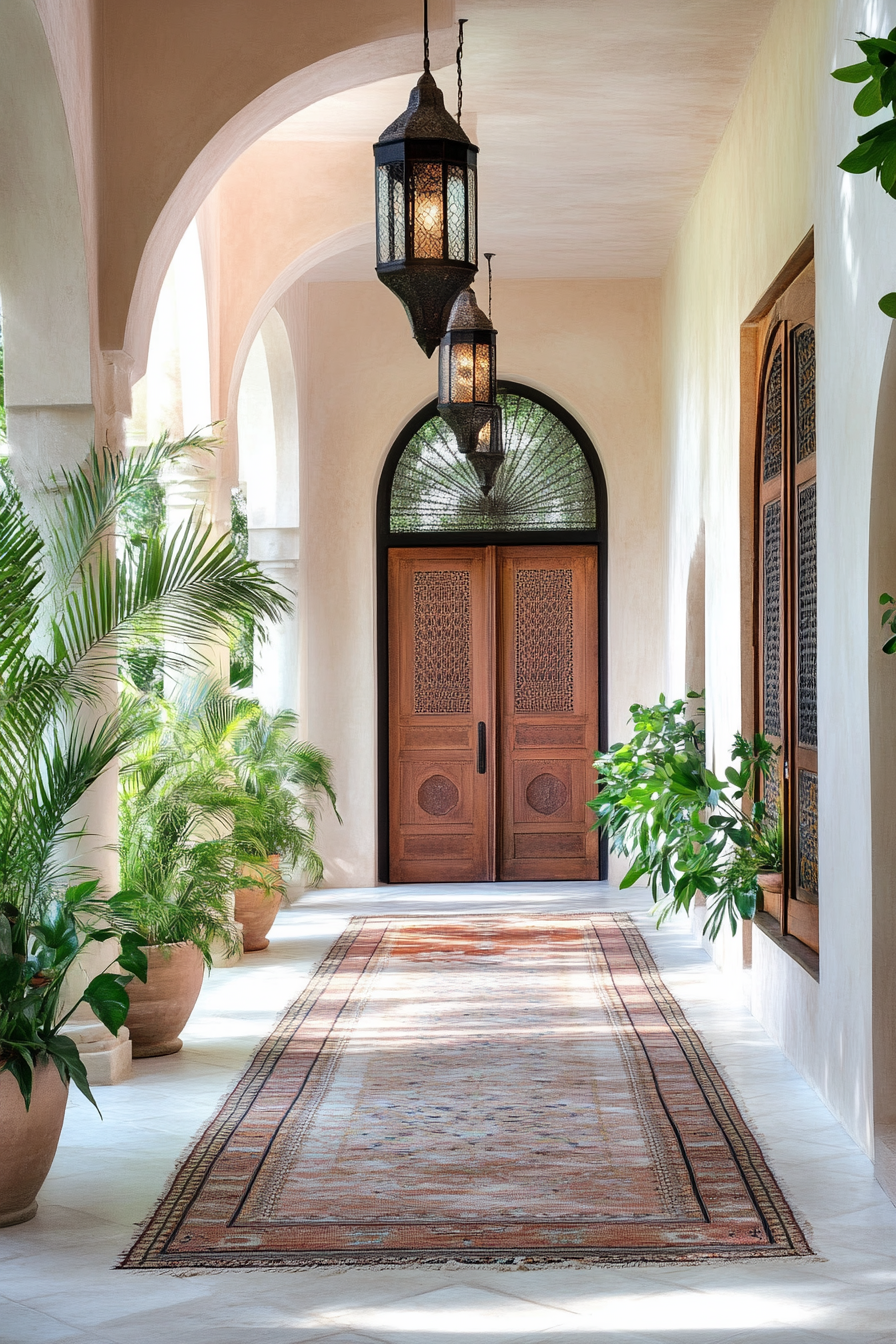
[868,320,896,1194]
[0,0,93,485]
[125,32,456,386]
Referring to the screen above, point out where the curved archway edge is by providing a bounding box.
[124,31,456,386]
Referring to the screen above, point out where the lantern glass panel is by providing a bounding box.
[474,342,493,402]
[450,342,475,402]
[446,165,466,261]
[467,168,477,265]
[477,415,499,451]
[411,163,443,260]
[376,163,405,263]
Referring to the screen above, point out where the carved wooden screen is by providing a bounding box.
[757,322,818,954]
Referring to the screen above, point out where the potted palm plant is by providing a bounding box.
[230,706,338,950]
[115,708,266,1055]
[0,434,289,1223]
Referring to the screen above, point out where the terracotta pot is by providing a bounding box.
[125,942,205,1058]
[0,1060,68,1226]
[234,855,282,952]
[756,870,783,922]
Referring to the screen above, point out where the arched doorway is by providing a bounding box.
[376,382,608,882]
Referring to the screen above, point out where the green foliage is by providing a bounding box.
[880,592,896,653]
[0,432,289,1105]
[117,679,338,958]
[120,472,167,694]
[229,488,254,688]
[833,30,896,315]
[0,881,147,1111]
[231,704,339,884]
[589,695,780,940]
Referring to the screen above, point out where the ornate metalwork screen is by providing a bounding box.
[390,390,596,532]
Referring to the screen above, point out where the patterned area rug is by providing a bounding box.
[120,913,810,1268]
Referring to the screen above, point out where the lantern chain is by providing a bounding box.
[485,253,495,320]
[456,19,467,123]
[423,0,430,72]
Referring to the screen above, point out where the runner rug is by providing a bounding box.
[120,913,810,1268]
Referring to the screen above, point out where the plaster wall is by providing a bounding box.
[280,276,662,888]
[663,0,896,1152]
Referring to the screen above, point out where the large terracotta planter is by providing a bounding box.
[0,1060,68,1227]
[125,942,205,1058]
[234,856,282,952]
[756,870,783,922]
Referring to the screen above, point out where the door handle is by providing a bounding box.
[477,721,487,774]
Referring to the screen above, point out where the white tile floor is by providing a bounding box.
[2,882,895,1344]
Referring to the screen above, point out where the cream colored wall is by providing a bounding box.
[663,0,896,1153]
[277,276,663,887]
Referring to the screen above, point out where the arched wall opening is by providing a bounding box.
[236,307,301,716]
[375,382,609,883]
[869,321,896,1201]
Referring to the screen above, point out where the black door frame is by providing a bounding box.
[375,381,609,882]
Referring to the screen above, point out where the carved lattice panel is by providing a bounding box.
[763,348,783,482]
[798,482,817,748]
[411,163,443,260]
[514,569,574,713]
[413,571,471,715]
[764,756,781,826]
[762,500,782,738]
[795,326,816,462]
[798,769,819,897]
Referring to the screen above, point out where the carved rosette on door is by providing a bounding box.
[388,546,598,882]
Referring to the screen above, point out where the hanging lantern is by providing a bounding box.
[438,287,504,495]
[373,19,478,356]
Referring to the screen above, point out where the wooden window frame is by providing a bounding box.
[741,232,820,978]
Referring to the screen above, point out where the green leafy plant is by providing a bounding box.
[833,30,896,316]
[589,695,779,939]
[0,882,147,1110]
[229,488,254,689]
[0,433,290,1105]
[231,705,339,884]
[879,591,896,653]
[116,685,269,964]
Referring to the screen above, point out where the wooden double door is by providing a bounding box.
[388,545,599,882]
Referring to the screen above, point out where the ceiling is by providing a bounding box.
[265,0,779,281]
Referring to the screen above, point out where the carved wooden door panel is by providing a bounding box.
[388,548,495,883]
[497,546,599,879]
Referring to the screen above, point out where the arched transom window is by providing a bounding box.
[389,388,597,533]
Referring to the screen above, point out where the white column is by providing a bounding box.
[248,526,300,716]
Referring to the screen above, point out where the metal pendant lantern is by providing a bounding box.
[373,21,478,356]
[438,287,504,495]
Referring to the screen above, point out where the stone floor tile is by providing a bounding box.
[0,1297,91,1344]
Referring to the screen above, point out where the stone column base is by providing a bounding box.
[60,1022,132,1086]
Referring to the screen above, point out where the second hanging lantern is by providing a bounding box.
[438,287,504,495]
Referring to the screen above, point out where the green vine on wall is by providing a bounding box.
[834,30,896,316]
